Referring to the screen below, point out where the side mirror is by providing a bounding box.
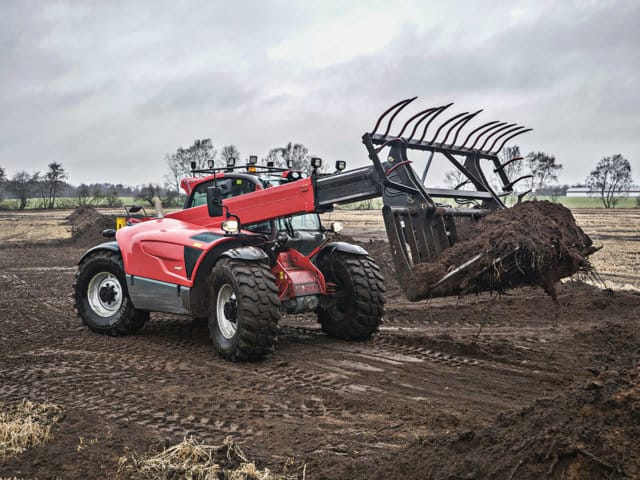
[206,186,224,217]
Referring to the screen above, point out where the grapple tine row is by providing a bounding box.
[369,98,531,156]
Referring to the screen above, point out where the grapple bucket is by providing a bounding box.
[362,98,533,301]
[382,205,490,300]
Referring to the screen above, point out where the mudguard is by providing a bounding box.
[78,241,120,264]
[220,246,269,261]
[313,241,368,265]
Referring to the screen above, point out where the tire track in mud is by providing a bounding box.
[0,356,263,444]
[0,326,363,446]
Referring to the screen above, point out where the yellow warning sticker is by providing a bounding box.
[115,217,127,230]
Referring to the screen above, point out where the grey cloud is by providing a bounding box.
[0,0,638,186]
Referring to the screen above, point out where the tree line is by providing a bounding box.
[0,141,635,210]
[444,147,635,208]
[0,140,319,210]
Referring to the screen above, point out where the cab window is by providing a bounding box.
[186,177,258,208]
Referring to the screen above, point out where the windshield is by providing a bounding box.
[186,177,257,208]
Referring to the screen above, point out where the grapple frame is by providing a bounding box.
[358,97,532,299]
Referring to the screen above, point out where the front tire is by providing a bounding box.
[317,252,385,340]
[208,259,281,362]
[74,251,148,335]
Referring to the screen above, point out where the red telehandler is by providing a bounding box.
[74,98,536,361]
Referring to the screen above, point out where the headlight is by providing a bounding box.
[222,219,239,234]
[330,221,344,233]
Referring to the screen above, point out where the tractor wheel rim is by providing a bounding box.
[87,272,123,317]
[216,284,238,340]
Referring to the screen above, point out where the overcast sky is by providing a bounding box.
[1,0,638,188]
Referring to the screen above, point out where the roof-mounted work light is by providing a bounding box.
[227,157,236,168]
[335,160,346,171]
[311,157,322,169]
[248,155,258,165]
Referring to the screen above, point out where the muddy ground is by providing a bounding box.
[0,209,639,479]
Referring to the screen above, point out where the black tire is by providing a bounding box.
[208,259,281,362]
[317,252,385,340]
[74,250,148,335]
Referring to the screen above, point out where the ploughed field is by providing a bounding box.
[0,208,639,479]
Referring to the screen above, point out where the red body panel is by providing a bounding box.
[116,218,235,287]
[273,249,327,299]
[116,177,319,291]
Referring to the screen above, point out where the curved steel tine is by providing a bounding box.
[470,122,507,150]
[382,97,418,137]
[492,128,533,154]
[431,111,468,144]
[371,97,417,136]
[494,156,523,173]
[444,110,481,146]
[479,123,516,151]
[397,107,436,138]
[418,103,453,143]
[460,121,499,149]
[487,126,526,153]
[407,107,439,141]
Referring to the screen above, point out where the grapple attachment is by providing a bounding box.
[362,97,533,300]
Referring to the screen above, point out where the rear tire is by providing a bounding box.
[74,250,148,335]
[317,252,385,340]
[208,259,281,362]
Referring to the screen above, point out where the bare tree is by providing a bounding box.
[525,151,563,196]
[7,171,37,210]
[264,142,311,174]
[586,154,633,208]
[220,145,241,165]
[164,139,218,193]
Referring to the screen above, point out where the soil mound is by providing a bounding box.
[65,206,116,248]
[410,201,597,300]
[337,364,640,480]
